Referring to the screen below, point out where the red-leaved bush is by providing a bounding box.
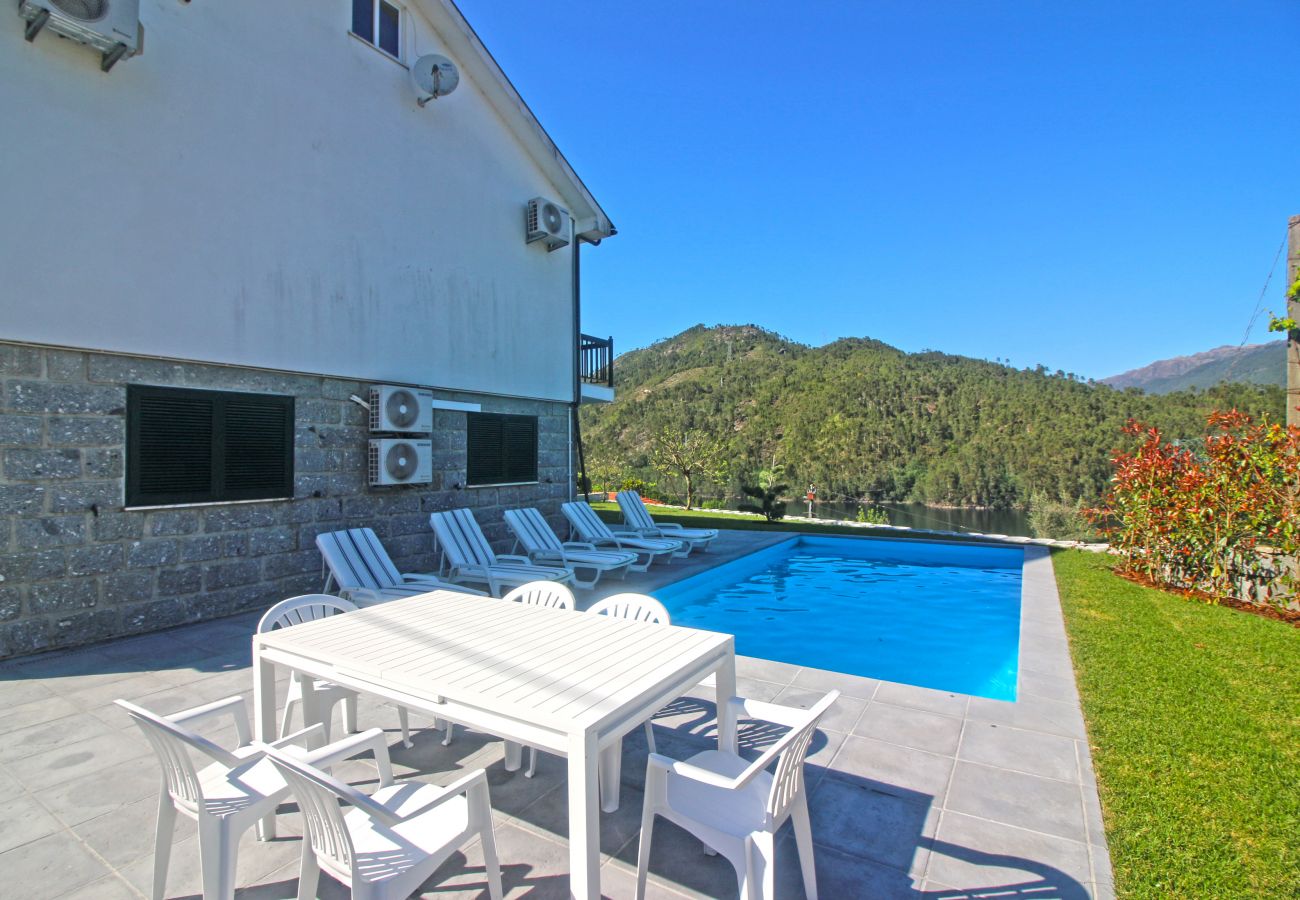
[1090,411,1299,609]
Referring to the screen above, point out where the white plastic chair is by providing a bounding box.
[258,595,413,749]
[635,691,841,900]
[561,501,684,569]
[115,696,389,900]
[504,507,637,588]
[502,579,576,611]
[267,742,503,900]
[503,580,577,776]
[616,490,719,554]
[587,593,672,754]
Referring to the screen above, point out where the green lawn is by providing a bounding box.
[1052,549,1299,898]
[592,504,1299,896]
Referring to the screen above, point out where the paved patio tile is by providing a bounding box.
[734,655,799,684]
[0,676,57,707]
[774,837,919,900]
[7,728,150,791]
[958,721,1081,783]
[772,685,868,734]
[927,809,1093,896]
[0,830,111,900]
[0,712,119,763]
[0,694,82,736]
[117,825,305,899]
[30,754,162,827]
[854,700,965,755]
[945,762,1087,842]
[52,874,142,900]
[829,735,955,802]
[966,694,1087,740]
[789,665,880,700]
[807,775,936,874]
[0,792,63,853]
[872,681,969,718]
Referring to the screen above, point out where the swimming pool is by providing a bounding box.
[654,536,1023,700]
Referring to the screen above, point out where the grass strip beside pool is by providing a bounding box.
[1053,549,1299,898]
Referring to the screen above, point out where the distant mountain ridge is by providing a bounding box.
[580,325,1285,508]
[1102,342,1285,394]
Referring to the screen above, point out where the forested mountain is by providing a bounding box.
[1102,341,1285,394]
[579,325,1287,508]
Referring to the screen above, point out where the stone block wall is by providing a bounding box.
[0,342,574,659]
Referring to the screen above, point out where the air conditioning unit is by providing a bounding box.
[525,197,570,252]
[369,439,433,486]
[369,385,433,433]
[19,0,142,72]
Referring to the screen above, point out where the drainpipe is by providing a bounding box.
[571,230,591,502]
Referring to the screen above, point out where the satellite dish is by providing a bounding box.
[410,54,460,107]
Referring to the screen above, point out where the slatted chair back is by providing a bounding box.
[503,507,564,555]
[430,509,498,569]
[561,501,617,542]
[315,528,404,593]
[267,754,359,873]
[761,691,839,824]
[116,700,217,812]
[503,580,574,610]
[257,594,357,634]
[587,593,669,624]
[615,491,657,530]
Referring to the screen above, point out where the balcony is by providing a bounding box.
[579,333,614,403]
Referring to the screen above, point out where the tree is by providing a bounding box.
[738,464,788,522]
[650,427,729,509]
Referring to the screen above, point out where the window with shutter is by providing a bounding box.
[467,413,538,486]
[126,386,294,507]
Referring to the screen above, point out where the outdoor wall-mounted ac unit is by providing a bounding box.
[369,439,433,486]
[369,385,433,433]
[525,197,570,252]
[19,0,142,72]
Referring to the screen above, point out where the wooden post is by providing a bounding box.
[1289,216,1300,428]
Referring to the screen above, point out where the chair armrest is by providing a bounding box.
[168,695,251,746]
[496,554,533,565]
[647,753,742,790]
[296,727,396,787]
[727,696,818,730]
[338,587,383,605]
[267,723,327,752]
[385,769,490,824]
[562,541,598,551]
[655,523,686,532]
[607,525,640,535]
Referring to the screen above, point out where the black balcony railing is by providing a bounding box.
[579,334,614,388]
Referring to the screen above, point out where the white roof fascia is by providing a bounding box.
[416,0,615,242]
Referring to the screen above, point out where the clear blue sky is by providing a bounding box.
[469,1,1299,379]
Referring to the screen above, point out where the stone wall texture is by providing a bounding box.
[0,342,574,658]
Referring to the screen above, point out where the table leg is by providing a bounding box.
[296,671,328,742]
[567,730,601,899]
[253,649,277,840]
[599,738,622,813]
[714,652,738,754]
[503,740,523,772]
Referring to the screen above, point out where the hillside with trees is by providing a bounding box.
[579,325,1287,509]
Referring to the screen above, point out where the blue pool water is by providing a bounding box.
[654,536,1023,700]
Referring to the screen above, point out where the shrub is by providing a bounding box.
[1089,411,1299,608]
[738,481,788,522]
[1028,493,1097,542]
[856,505,890,525]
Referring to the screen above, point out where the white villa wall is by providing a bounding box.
[0,0,581,402]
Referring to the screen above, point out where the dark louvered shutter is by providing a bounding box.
[502,416,538,483]
[127,386,294,506]
[467,413,537,485]
[221,397,294,499]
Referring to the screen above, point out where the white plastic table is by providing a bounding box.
[252,589,737,899]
